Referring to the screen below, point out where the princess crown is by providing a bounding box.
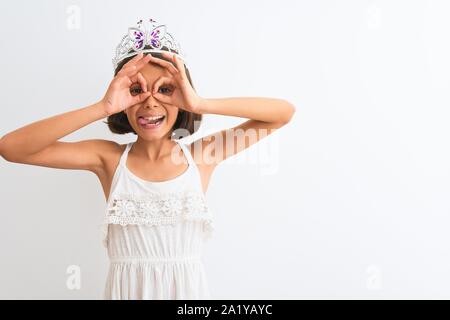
[112,18,186,73]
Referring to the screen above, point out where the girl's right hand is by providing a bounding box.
[101,52,153,116]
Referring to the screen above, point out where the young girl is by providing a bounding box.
[0,18,295,300]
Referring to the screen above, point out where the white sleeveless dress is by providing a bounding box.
[99,139,215,300]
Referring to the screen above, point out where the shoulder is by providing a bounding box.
[91,139,124,158]
[90,139,126,173]
[183,138,217,168]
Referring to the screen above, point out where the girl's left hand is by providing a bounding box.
[149,52,203,113]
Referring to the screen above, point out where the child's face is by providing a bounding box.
[124,60,179,140]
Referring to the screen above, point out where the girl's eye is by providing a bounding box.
[130,85,172,95]
[130,86,143,95]
[158,87,172,94]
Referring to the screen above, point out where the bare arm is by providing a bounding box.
[140,53,296,168]
[0,102,111,172]
[192,97,296,166]
[0,52,154,173]
[1,102,107,158]
[196,97,295,124]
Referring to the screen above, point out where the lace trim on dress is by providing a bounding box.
[100,189,214,247]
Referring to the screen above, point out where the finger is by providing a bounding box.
[122,52,145,69]
[117,75,132,87]
[153,91,173,104]
[147,54,179,76]
[120,53,143,74]
[130,72,148,92]
[137,72,147,92]
[152,76,176,94]
[174,55,188,79]
[120,54,152,78]
[117,64,138,77]
[162,52,188,79]
[132,53,152,70]
[131,91,152,105]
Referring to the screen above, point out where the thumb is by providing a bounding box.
[131,91,152,105]
[153,92,172,104]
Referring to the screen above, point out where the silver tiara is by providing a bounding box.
[112,18,186,73]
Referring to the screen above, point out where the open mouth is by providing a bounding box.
[137,115,165,129]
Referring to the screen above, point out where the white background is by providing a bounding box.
[1,0,449,299]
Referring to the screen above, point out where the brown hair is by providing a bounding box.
[103,46,202,139]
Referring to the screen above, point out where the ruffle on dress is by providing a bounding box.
[100,189,214,248]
